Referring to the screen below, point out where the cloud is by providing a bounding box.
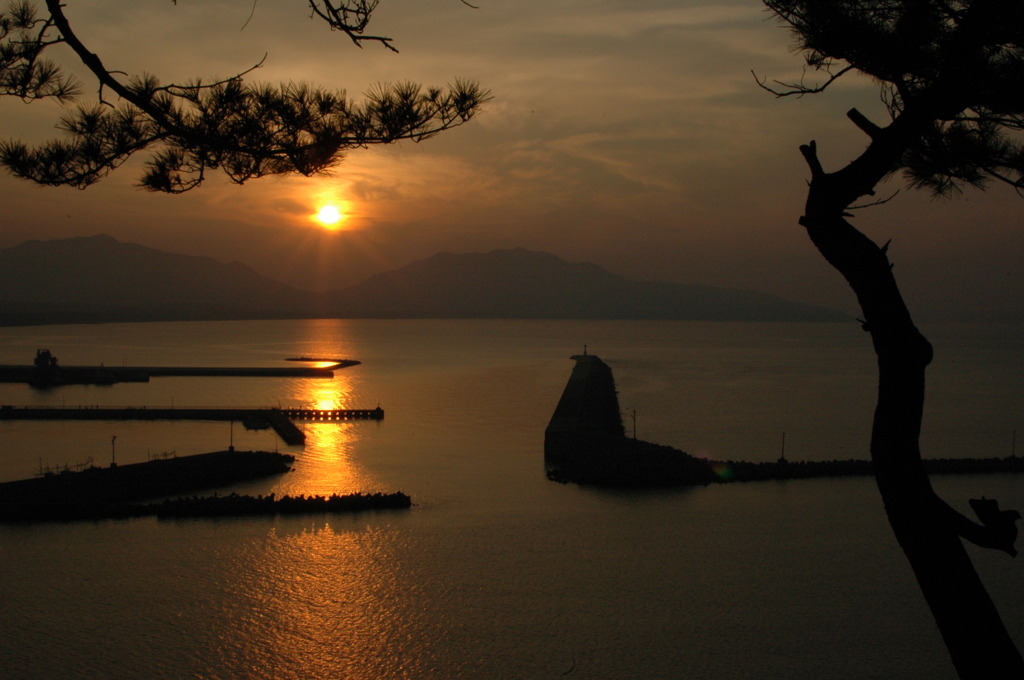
[1,0,1021,317]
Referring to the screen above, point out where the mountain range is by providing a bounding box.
[0,235,844,325]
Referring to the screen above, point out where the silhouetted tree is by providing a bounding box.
[759,1,1024,677]
[0,0,487,192]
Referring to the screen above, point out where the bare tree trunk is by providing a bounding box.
[797,131,1023,678]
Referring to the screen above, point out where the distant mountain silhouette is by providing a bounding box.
[330,248,845,321]
[0,234,318,325]
[0,236,843,325]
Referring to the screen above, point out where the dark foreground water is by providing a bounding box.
[0,319,1021,679]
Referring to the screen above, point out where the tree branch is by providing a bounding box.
[44,0,174,127]
[307,0,397,52]
[0,0,78,100]
[848,108,882,139]
[752,64,854,98]
[763,1,1024,674]
[938,496,1021,557]
[1,0,488,191]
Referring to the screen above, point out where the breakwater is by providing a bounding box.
[708,456,1024,483]
[0,405,384,445]
[0,349,345,387]
[286,357,361,368]
[544,354,715,486]
[545,353,1024,488]
[0,450,412,522]
[0,364,337,386]
[146,491,411,519]
[2,492,412,522]
[0,450,294,521]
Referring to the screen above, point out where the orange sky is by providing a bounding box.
[1,0,1022,319]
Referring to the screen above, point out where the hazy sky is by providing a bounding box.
[1,0,1022,319]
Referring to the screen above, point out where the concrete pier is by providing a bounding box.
[0,450,296,521]
[0,364,337,385]
[0,350,342,386]
[0,406,385,446]
[544,354,715,487]
[544,354,1024,487]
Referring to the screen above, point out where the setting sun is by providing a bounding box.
[314,204,344,229]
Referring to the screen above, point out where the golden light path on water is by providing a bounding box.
[202,337,419,679]
[269,359,379,498]
[2,320,1023,679]
[210,524,414,680]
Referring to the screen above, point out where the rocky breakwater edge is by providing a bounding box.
[0,449,411,522]
[544,353,1024,488]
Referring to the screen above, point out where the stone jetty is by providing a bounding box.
[545,353,1024,488]
[544,353,715,486]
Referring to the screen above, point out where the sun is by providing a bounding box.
[314,204,345,229]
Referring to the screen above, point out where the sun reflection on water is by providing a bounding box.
[302,370,353,411]
[272,420,378,499]
[212,522,426,680]
[309,360,345,370]
[270,345,382,498]
[205,321,415,678]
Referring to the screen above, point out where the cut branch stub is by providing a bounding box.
[969,497,1021,557]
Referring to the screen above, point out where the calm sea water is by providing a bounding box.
[0,319,1022,679]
